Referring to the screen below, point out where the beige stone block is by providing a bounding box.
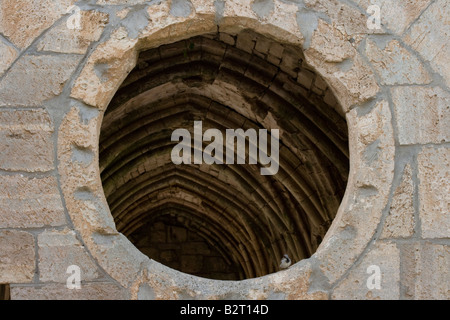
[0,109,54,172]
[392,87,450,145]
[38,228,100,283]
[365,39,431,85]
[403,0,450,88]
[332,242,400,299]
[354,0,431,35]
[0,230,35,283]
[11,282,129,300]
[317,100,395,283]
[70,27,138,109]
[191,0,216,15]
[401,242,449,299]
[36,10,109,54]
[0,0,76,49]
[308,19,354,63]
[381,164,415,238]
[417,147,450,239]
[0,41,18,76]
[304,0,371,36]
[0,175,66,228]
[0,54,82,107]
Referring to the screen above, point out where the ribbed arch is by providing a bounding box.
[100,30,349,280]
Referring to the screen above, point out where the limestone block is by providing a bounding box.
[0,109,54,172]
[403,0,450,88]
[191,0,216,15]
[354,0,431,35]
[0,0,76,49]
[11,282,129,300]
[401,242,449,300]
[417,147,450,239]
[0,54,82,107]
[392,87,450,145]
[305,20,379,111]
[38,228,100,283]
[304,0,372,36]
[0,175,66,228]
[316,100,394,284]
[365,39,431,85]
[332,242,400,299]
[70,28,138,109]
[0,40,18,76]
[0,230,35,283]
[36,10,109,54]
[308,19,354,63]
[381,164,415,238]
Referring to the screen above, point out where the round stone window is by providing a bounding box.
[99,30,349,280]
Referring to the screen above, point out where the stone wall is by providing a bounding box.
[0,0,448,300]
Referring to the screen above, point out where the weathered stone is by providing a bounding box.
[0,230,35,283]
[381,164,415,238]
[0,109,54,172]
[392,87,450,145]
[401,242,449,299]
[0,0,76,49]
[11,282,129,300]
[305,24,379,111]
[70,28,138,109]
[38,228,100,283]
[354,0,432,35]
[316,100,395,284]
[0,175,66,228]
[36,10,109,54]
[304,0,372,36]
[417,147,450,239]
[307,19,354,63]
[0,40,18,76]
[365,39,431,85]
[332,242,400,299]
[0,54,82,107]
[403,0,450,88]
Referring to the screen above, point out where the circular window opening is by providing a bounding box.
[99,30,349,281]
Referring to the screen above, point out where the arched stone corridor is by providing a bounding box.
[99,31,348,279]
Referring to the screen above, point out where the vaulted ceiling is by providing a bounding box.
[99,30,349,280]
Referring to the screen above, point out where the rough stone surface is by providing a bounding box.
[331,242,400,299]
[417,147,450,239]
[392,87,450,145]
[354,0,432,35]
[0,0,76,49]
[36,10,109,54]
[70,28,138,109]
[0,175,66,228]
[0,109,54,172]
[0,40,18,76]
[0,230,35,283]
[365,39,431,85]
[381,164,415,238]
[401,242,449,300]
[0,54,82,107]
[11,282,130,300]
[38,228,100,283]
[403,0,450,88]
